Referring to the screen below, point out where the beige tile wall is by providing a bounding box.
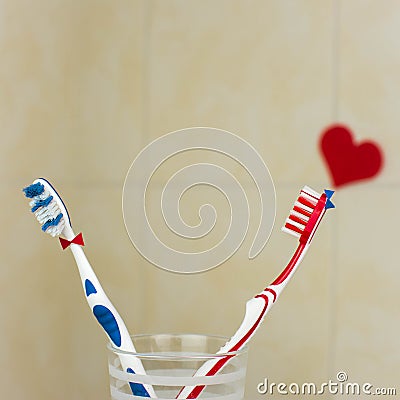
[1,1,398,399]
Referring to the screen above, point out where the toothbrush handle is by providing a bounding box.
[177,242,310,399]
[69,244,156,398]
[70,245,133,349]
[176,295,273,399]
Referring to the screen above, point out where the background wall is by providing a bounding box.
[1,1,398,399]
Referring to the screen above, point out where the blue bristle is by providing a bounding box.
[23,182,44,198]
[42,213,63,232]
[31,196,53,212]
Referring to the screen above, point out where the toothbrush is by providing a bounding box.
[23,178,156,398]
[176,186,335,399]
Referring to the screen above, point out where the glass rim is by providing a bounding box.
[107,333,249,360]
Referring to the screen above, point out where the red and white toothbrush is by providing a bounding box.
[176,186,335,399]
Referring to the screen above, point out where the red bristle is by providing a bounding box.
[298,196,316,209]
[285,222,304,235]
[289,214,307,226]
[293,205,312,218]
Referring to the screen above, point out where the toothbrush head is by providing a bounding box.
[23,178,72,237]
[282,186,335,245]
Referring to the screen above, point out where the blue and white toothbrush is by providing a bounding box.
[23,178,156,398]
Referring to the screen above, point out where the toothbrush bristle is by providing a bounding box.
[23,181,66,237]
[23,182,44,198]
[282,186,320,238]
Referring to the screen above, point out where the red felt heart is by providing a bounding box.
[319,124,383,188]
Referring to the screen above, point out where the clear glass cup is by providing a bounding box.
[107,333,248,399]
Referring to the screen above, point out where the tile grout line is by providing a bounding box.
[331,0,341,123]
[141,0,153,150]
[328,1,341,398]
[140,0,155,332]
